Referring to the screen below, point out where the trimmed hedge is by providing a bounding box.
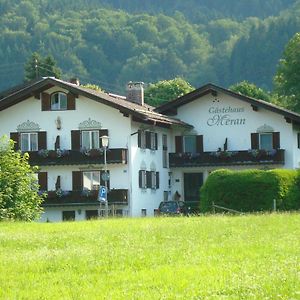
[200,169,300,212]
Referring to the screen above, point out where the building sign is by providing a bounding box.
[207,106,246,126]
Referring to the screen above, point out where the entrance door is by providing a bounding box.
[184,173,203,212]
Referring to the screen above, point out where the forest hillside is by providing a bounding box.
[0,0,300,93]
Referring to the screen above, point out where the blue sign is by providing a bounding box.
[98,186,107,202]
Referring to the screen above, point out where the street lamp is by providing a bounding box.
[101,135,109,217]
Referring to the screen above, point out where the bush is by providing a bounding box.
[200,169,300,212]
[0,136,44,221]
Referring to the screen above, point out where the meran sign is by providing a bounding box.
[207,106,246,126]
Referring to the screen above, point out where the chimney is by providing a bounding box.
[70,77,80,86]
[126,81,144,105]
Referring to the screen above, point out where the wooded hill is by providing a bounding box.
[0,0,300,93]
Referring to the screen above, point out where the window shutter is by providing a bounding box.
[41,93,51,111]
[71,130,81,150]
[272,132,280,149]
[38,172,48,191]
[251,133,259,149]
[67,93,76,110]
[139,170,143,188]
[38,131,47,150]
[145,131,151,149]
[138,130,142,148]
[100,170,110,190]
[155,133,158,150]
[196,135,203,153]
[156,172,159,189]
[72,171,82,191]
[146,171,152,188]
[175,136,183,153]
[10,132,19,151]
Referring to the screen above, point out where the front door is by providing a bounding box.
[184,173,203,212]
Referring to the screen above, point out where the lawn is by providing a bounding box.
[0,214,299,299]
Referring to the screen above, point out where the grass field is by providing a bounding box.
[0,214,299,299]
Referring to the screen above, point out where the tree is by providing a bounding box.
[0,136,44,221]
[24,52,61,81]
[229,80,271,102]
[274,33,300,112]
[144,77,194,107]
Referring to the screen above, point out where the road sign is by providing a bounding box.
[98,186,107,202]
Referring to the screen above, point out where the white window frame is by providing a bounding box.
[81,130,99,150]
[259,133,273,151]
[51,92,67,111]
[20,132,38,151]
[83,171,100,190]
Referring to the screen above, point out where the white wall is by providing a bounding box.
[129,121,171,217]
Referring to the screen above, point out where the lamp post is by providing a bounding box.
[101,135,109,217]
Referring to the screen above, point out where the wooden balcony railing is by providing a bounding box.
[27,148,127,166]
[169,149,285,167]
[42,189,128,206]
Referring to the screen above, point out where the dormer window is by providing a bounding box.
[51,92,67,110]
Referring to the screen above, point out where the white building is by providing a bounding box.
[0,78,299,221]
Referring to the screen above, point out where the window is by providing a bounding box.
[298,133,300,149]
[83,171,100,190]
[259,133,273,150]
[62,211,75,221]
[162,134,168,168]
[141,209,147,217]
[138,130,157,150]
[86,210,98,220]
[164,191,169,201]
[51,92,67,110]
[183,136,196,153]
[138,130,146,149]
[82,130,99,149]
[21,132,38,151]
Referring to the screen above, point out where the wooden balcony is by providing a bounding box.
[28,148,127,166]
[42,189,128,207]
[169,149,285,168]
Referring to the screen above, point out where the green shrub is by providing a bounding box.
[200,169,300,212]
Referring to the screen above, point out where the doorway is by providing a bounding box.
[184,173,203,211]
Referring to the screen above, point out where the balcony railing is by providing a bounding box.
[42,189,128,206]
[169,149,285,167]
[28,148,127,166]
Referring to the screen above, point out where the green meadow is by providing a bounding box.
[0,214,299,299]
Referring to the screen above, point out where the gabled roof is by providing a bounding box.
[155,83,300,124]
[0,77,192,129]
